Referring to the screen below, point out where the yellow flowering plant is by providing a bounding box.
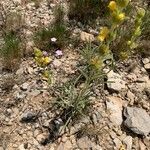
[96,0,145,61]
[34,47,52,80]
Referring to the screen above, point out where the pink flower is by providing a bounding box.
[55,50,63,57]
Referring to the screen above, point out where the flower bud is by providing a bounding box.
[137,8,146,18]
[108,1,117,11]
[118,13,125,21]
[130,42,138,49]
[117,0,129,8]
[112,12,125,24]
[135,18,142,27]
[134,26,141,36]
[127,40,131,46]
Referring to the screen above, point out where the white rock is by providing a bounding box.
[124,107,150,136]
[123,136,132,150]
[142,58,149,64]
[113,138,122,148]
[80,31,95,42]
[21,83,29,91]
[144,63,150,70]
[107,70,127,92]
[106,96,124,126]
[127,90,135,102]
[139,140,146,150]
[16,68,24,75]
[27,67,34,74]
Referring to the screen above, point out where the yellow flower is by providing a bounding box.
[117,13,125,21]
[35,56,44,66]
[112,12,125,24]
[108,1,117,11]
[43,57,52,65]
[97,27,109,42]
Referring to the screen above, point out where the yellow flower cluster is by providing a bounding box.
[34,48,52,67]
[108,1,128,24]
[97,27,109,42]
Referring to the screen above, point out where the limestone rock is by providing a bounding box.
[106,96,124,126]
[142,58,149,65]
[144,63,150,70]
[123,107,150,136]
[123,136,133,150]
[80,31,95,42]
[107,70,127,92]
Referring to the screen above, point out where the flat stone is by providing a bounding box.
[139,140,146,150]
[123,136,132,150]
[123,107,150,136]
[80,31,95,42]
[107,70,127,92]
[142,58,149,64]
[16,68,24,75]
[144,63,150,70]
[106,96,124,126]
[113,138,122,148]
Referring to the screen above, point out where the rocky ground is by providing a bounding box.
[0,0,150,150]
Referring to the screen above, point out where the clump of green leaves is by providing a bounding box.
[34,5,70,51]
[54,80,91,125]
[68,0,107,25]
[1,32,21,71]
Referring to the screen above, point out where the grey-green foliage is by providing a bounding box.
[54,77,91,123]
